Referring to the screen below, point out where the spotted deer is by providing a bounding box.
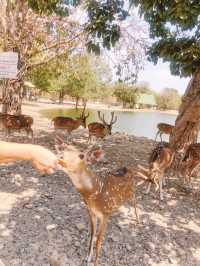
[138,142,174,200]
[52,109,89,136]
[88,111,117,143]
[155,123,174,142]
[0,113,34,138]
[180,143,200,184]
[0,141,66,175]
[55,137,149,266]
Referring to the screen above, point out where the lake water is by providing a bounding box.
[41,108,177,140]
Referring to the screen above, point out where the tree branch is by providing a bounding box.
[28,30,85,59]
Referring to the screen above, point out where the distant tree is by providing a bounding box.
[134,82,154,94]
[0,0,84,113]
[156,88,181,110]
[113,83,138,108]
[29,54,112,107]
[64,55,103,108]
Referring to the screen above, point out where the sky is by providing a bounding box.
[137,60,190,95]
[71,4,191,96]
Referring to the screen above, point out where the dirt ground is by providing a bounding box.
[0,102,200,266]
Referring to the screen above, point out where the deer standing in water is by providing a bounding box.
[0,141,66,175]
[52,108,89,137]
[155,123,174,142]
[55,137,149,266]
[138,142,174,200]
[0,113,34,138]
[88,111,117,143]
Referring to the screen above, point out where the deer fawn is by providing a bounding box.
[180,143,200,184]
[88,111,117,143]
[155,123,174,142]
[55,137,150,266]
[52,109,89,136]
[0,113,34,138]
[0,140,66,175]
[138,142,174,200]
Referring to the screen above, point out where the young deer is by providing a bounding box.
[55,138,148,266]
[180,143,200,184]
[0,113,34,138]
[138,142,174,200]
[155,123,174,142]
[0,140,66,175]
[88,111,117,142]
[52,109,89,135]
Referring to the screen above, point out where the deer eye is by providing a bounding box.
[79,154,84,160]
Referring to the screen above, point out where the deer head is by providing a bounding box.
[97,111,117,134]
[55,136,104,171]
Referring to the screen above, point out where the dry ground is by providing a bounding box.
[0,103,200,266]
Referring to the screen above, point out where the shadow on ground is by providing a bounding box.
[0,131,200,266]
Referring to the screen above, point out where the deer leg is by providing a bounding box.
[159,176,164,201]
[88,135,92,144]
[25,127,30,138]
[28,127,33,140]
[163,176,166,186]
[93,216,108,266]
[160,132,163,142]
[86,210,97,265]
[145,182,152,194]
[132,191,139,224]
[155,131,159,142]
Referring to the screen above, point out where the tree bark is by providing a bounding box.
[59,89,65,104]
[170,68,200,152]
[75,97,79,110]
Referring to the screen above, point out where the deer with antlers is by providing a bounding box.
[138,142,175,201]
[0,113,34,138]
[55,137,149,266]
[88,111,117,143]
[155,123,174,142]
[52,108,89,137]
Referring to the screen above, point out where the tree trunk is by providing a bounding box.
[59,90,65,104]
[1,80,23,114]
[75,97,79,110]
[82,98,87,110]
[170,68,200,152]
[2,80,8,113]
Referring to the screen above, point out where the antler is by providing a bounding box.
[109,112,117,125]
[97,111,107,125]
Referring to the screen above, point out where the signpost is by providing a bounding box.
[0,52,18,79]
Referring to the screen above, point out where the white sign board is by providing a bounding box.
[0,52,18,79]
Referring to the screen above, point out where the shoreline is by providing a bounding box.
[23,100,178,116]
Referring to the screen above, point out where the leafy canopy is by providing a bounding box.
[28,54,110,102]
[29,0,128,52]
[156,88,181,110]
[132,0,200,77]
[113,83,138,108]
